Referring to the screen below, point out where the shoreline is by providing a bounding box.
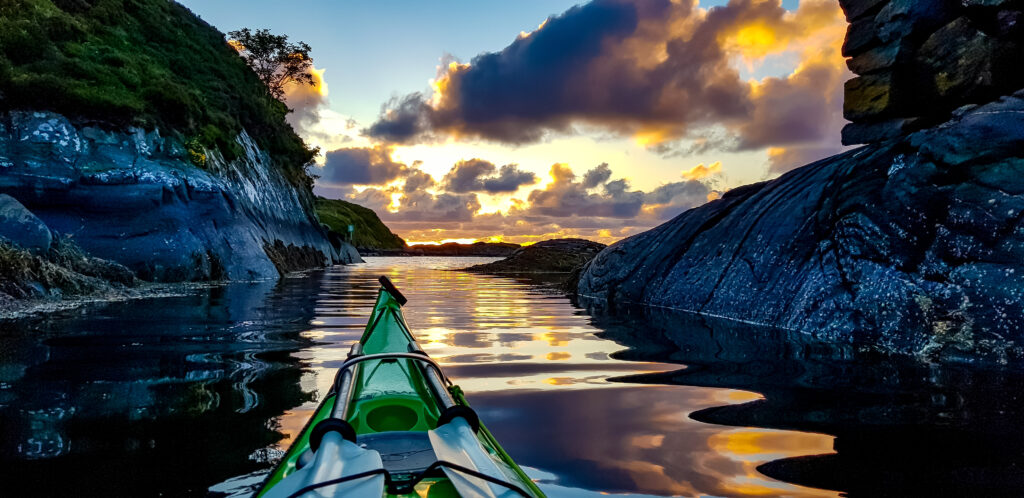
[0,281,220,321]
[0,267,335,321]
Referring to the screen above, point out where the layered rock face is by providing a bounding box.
[0,111,359,281]
[579,93,1024,361]
[579,1,1024,362]
[840,0,1024,144]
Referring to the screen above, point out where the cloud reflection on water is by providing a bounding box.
[277,257,837,497]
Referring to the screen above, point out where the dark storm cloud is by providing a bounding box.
[365,0,848,155]
[363,94,432,144]
[643,180,714,219]
[319,146,407,186]
[442,159,537,193]
[582,163,612,189]
[442,159,497,193]
[482,164,537,193]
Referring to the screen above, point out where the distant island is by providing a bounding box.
[464,238,605,274]
[315,196,521,257]
[315,196,407,251]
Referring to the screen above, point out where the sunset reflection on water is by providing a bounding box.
[4,257,1021,496]
[274,257,838,497]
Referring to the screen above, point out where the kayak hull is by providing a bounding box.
[256,277,544,498]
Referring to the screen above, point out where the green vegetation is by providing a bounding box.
[314,196,407,251]
[228,27,314,100]
[0,0,316,187]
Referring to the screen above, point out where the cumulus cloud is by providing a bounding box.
[397,191,481,222]
[319,146,407,186]
[582,163,613,189]
[643,179,717,220]
[347,186,393,213]
[280,66,361,152]
[366,0,849,156]
[282,66,328,136]
[441,159,537,193]
[312,148,503,227]
[527,164,645,219]
[681,161,722,181]
[484,164,538,193]
[442,159,493,193]
[314,147,722,244]
[402,168,437,193]
[364,94,433,144]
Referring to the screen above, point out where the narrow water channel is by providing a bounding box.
[3,257,1022,496]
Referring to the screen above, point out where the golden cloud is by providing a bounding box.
[368,0,849,157]
[682,161,723,181]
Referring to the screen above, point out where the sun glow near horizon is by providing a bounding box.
[289,0,850,246]
[406,238,480,246]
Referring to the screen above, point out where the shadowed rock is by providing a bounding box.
[0,111,359,281]
[839,0,1024,144]
[579,94,1024,363]
[465,238,606,274]
[0,194,52,253]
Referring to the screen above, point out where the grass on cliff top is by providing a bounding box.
[0,0,315,187]
[315,196,407,251]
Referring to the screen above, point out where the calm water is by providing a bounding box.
[2,257,1023,496]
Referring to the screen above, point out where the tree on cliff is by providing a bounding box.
[227,28,315,100]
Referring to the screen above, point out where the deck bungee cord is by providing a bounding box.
[256,276,545,498]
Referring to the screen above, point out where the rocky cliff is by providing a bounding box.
[578,0,1024,363]
[840,0,1024,144]
[579,92,1024,362]
[0,111,359,281]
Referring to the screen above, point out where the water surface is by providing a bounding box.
[2,257,1022,496]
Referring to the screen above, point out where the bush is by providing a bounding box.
[0,0,315,187]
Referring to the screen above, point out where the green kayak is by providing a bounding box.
[256,276,545,498]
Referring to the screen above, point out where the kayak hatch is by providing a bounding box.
[256,276,545,498]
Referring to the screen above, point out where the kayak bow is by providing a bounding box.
[256,276,545,498]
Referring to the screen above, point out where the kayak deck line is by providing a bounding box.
[256,276,545,498]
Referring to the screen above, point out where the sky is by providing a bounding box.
[179,0,849,245]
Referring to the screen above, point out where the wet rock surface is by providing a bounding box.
[0,194,52,253]
[839,0,1024,144]
[0,111,358,281]
[579,95,1024,362]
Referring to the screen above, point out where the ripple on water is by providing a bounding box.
[0,256,844,497]
[269,257,838,497]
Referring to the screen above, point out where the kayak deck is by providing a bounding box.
[256,276,544,497]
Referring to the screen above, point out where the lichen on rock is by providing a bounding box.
[838,0,1024,144]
